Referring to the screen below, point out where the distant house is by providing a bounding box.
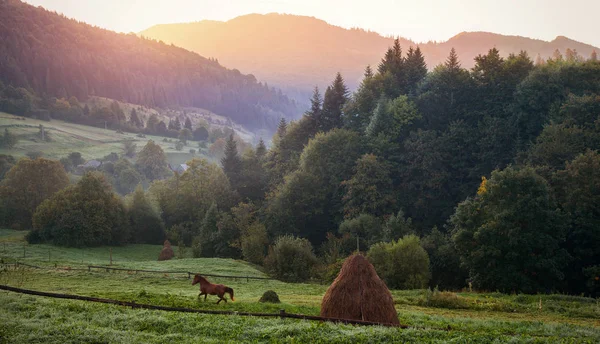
[169,163,189,173]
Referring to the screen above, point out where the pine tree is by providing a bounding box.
[364,65,373,79]
[129,108,142,128]
[535,53,545,66]
[320,72,348,131]
[405,46,427,95]
[83,104,90,116]
[221,133,242,189]
[305,86,322,135]
[256,138,267,159]
[590,50,598,62]
[276,118,287,139]
[445,48,461,71]
[1,128,17,148]
[173,117,182,131]
[184,117,193,130]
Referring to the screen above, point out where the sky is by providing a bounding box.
[24,0,600,47]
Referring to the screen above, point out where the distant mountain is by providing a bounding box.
[140,13,600,101]
[0,1,298,131]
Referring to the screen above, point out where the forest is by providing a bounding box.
[2,37,598,297]
[0,0,297,132]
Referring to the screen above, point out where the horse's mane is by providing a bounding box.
[195,274,209,283]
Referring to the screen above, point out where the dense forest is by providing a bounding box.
[1,7,599,297]
[0,0,298,131]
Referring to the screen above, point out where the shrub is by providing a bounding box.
[29,172,130,247]
[189,149,196,154]
[175,141,184,151]
[259,290,280,303]
[367,235,431,289]
[264,235,318,282]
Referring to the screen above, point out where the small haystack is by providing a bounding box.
[259,290,281,303]
[320,254,399,325]
[158,240,174,261]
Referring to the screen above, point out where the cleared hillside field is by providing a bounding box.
[1,229,599,343]
[0,113,212,165]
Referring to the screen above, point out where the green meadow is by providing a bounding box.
[1,229,598,343]
[0,113,209,165]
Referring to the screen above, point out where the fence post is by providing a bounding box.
[109,248,113,266]
[48,249,51,262]
[88,266,91,272]
[279,309,286,319]
[23,245,26,258]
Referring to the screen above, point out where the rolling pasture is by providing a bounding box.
[0,229,599,343]
[0,113,208,165]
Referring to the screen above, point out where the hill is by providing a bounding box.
[0,113,204,165]
[0,1,299,132]
[140,13,600,100]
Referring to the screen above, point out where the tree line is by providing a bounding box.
[1,37,599,296]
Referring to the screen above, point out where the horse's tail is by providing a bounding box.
[225,287,235,301]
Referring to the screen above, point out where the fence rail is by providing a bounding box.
[0,284,408,328]
[1,261,278,281]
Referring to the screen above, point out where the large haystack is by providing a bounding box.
[320,254,399,325]
[158,240,174,261]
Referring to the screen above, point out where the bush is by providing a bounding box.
[189,149,196,154]
[264,235,318,282]
[367,235,431,289]
[259,290,281,303]
[29,172,130,247]
[175,141,184,151]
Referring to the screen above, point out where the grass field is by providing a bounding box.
[0,113,212,165]
[1,229,599,343]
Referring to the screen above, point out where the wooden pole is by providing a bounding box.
[109,248,113,266]
[23,245,26,258]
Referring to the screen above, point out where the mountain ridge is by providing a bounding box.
[140,13,599,101]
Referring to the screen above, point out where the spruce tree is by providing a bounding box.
[320,73,348,132]
[256,138,267,159]
[221,133,242,189]
[591,50,598,62]
[405,46,427,95]
[184,117,193,130]
[276,118,287,139]
[445,48,461,71]
[173,117,182,131]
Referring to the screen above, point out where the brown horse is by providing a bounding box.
[192,274,235,304]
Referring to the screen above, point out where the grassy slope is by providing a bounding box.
[0,113,213,165]
[1,230,599,343]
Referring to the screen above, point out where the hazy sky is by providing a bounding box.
[24,0,600,47]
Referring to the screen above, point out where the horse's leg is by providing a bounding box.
[198,292,205,299]
[216,297,222,304]
[204,293,208,302]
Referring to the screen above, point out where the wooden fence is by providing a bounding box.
[1,261,277,281]
[0,284,408,328]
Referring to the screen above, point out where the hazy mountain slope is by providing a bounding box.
[0,1,298,131]
[140,13,599,99]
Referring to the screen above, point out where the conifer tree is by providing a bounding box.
[221,133,242,189]
[184,117,193,130]
[405,46,427,95]
[445,48,461,71]
[129,108,142,128]
[173,117,182,131]
[256,138,267,159]
[320,72,348,132]
[276,118,287,139]
[590,50,598,62]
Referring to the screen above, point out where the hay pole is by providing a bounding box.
[0,285,412,328]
